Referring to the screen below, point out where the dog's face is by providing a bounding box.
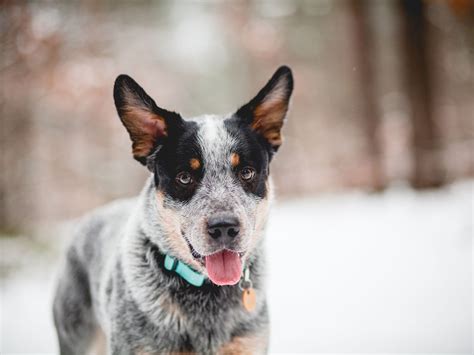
[114,66,293,285]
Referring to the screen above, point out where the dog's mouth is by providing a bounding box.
[204,250,242,285]
[184,238,244,286]
[185,239,205,264]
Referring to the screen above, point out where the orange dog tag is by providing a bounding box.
[242,288,256,312]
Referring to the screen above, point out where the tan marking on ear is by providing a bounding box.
[190,158,201,170]
[252,100,287,147]
[120,85,168,159]
[230,152,240,167]
[217,327,269,354]
[155,191,206,274]
[122,105,167,159]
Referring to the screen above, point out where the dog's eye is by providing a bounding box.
[176,172,193,186]
[239,167,256,182]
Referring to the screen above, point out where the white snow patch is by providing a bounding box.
[267,181,472,353]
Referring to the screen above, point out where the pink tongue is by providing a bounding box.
[205,250,242,286]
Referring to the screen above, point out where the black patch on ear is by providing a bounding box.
[235,65,294,153]
[113,74,184,165]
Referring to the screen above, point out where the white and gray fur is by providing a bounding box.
[53,66,293,354]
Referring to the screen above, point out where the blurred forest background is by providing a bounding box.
[1,0,473,233]
[1,1,473,353]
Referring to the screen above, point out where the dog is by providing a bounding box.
[53,65,294,354]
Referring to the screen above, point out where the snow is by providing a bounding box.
[1,181,472,354]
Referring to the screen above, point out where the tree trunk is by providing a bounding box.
[349,0,386,191]
[399,0,445,189]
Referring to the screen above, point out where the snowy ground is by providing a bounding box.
[1,181,472,354]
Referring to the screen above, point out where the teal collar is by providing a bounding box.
[164,254,206,287]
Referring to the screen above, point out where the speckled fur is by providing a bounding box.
[53,66,293,354]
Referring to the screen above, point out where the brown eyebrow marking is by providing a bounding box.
[189,158,201,170]
[230,153,240,167]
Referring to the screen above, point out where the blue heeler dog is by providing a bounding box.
[53,66,294,354]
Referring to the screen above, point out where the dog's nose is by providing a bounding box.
[207,214,240,239]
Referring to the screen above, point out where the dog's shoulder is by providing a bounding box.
[81,197,137,231]
[66,197,138,266]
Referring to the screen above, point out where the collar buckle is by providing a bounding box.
[164,254,206,287]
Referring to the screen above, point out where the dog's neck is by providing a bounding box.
[143,238,206,287]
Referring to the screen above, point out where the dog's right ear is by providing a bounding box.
[114,75,184,165]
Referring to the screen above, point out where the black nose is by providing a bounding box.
[207,214,240,239]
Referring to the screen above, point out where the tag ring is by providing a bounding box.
[238,279,253,291]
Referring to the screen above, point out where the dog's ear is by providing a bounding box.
[236,65,293,153]
[114,75,183,165]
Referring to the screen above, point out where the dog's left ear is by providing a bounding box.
[236,65,294,153]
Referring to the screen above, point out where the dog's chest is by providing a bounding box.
[113,268,264,353]
[152,286,250,350]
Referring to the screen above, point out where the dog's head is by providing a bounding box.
[114,66,293,285]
